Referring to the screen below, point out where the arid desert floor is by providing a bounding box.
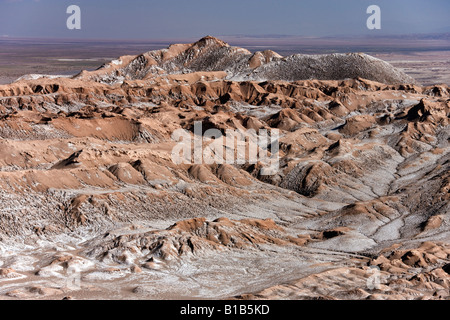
[0,36,448,300]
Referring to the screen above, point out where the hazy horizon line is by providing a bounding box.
[1,32,450,43]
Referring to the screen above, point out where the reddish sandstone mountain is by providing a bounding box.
[72,36,416,85]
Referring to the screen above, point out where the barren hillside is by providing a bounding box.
[0,37,448,300]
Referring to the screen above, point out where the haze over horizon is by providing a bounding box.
[0,0,449,40]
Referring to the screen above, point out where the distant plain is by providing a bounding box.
[0,35,449,86]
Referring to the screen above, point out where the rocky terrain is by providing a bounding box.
[0,37,448,300]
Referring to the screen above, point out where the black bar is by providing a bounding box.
[0,300,447,319]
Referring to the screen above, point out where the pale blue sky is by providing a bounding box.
[0,0,449,39]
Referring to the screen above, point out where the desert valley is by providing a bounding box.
[0,36,448,300]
